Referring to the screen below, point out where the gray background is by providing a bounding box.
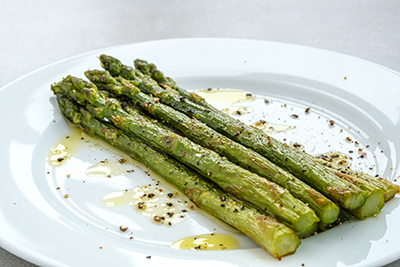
[0,1,399,266]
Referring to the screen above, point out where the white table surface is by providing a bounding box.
[1,1,399,266]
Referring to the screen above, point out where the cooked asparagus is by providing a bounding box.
[56,95,301,258]
[85,69,340,224]
[315,153,399,202]
[133,58,207,107]
[134,58,398,209]
[287,149,386,219]
[99,54,366,211]
[332,171,384,219]
[51,75,320,236]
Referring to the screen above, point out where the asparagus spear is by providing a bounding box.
[51,76,319,236]
[56,95,300,258]
[85,69,340,224]
[99,54,366,211]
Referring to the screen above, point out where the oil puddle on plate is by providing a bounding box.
[194,88,256,115]
[103,184,193,226]
[170,233,240,251]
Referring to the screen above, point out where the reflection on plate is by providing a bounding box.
[0,38,400,267]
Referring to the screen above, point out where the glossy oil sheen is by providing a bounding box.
[46,127,82,166]
[170,233,240,251]
[103,185,191,226]
[194,88,256,115]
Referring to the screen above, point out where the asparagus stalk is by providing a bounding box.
[51,76,319,236]
[85,69,340,224]
[99,54,366,211]
[57,95,300,258]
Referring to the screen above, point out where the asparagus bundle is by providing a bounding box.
[89,69,388,221]
[50,55,399,258]
[139,58,398,219]
[99,55,367,211]
[51,76,320,237]
[314,153,399,202]
[134,58,397,219]
[278,149,386,220]
[131,58,391,198]
[85,69,340,225]
[57,95,300,258]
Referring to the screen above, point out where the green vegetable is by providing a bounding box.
[332,171,384,219]
[315,153,399,202]
[135,58,398,206]
[134,58,213,110]
[136,58,390,219]
[288,149,386,219]
[134,58,196,102]
[99,54,367,211]
[85,69,340,225]
[56,95,300,258]
[51,75,319,236]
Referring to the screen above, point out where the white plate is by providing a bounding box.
[1,38,400,267]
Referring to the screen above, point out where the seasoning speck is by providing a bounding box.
[119,225,129,232]
[118,158,128,164]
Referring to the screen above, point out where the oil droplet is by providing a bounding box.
[251,119,296,134]
[221,106,254,116]
[103,184,191,225]
[170,233,239,251]
[47,127,83,166]
[194,88,256,115]
[86,158,132,177]
[86,161,112,176]
[195,88,256,103]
